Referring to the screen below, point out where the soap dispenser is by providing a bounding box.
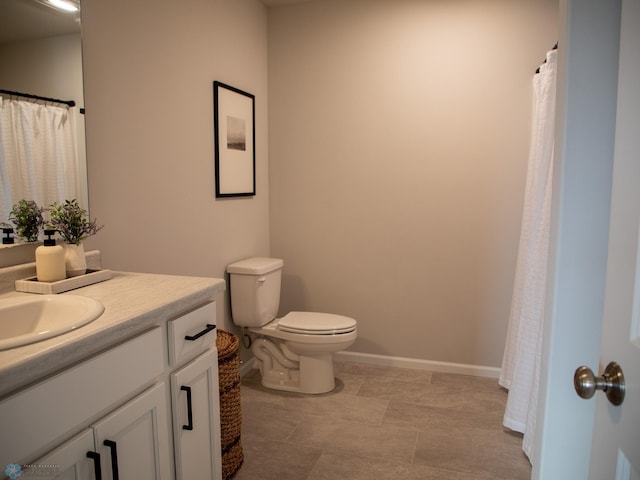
[36,230,66,282]
[2,227,14,244]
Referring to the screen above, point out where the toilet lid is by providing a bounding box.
[278,312,357,335]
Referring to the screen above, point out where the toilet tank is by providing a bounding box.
[227,257,284,327]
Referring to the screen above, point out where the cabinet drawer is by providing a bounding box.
[0,327,164,469]
[168,302,217,366]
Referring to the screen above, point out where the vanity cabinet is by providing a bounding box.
[0,298,223,480]
[0,327,166,478]
[32,383,170,479]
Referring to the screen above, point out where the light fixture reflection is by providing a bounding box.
[47,0,78,12]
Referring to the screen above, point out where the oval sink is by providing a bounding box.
[0,295,104,350]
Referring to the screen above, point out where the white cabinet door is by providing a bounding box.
[92,383,171,480]
[171,348,222,480]
[32,429,97,480]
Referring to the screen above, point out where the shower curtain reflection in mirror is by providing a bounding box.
[0,97,86,229]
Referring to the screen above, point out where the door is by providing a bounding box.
[171,348,223,480]
[533,0,639,478]
[32,429,96,480]
[92,383,171,480]
[588,0,640,476]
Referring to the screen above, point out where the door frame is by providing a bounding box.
[532,0,622,478]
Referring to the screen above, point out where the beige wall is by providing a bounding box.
[268,0,558,367]
[0,34,83,104]
[80,0,270,332]
[77,0,557,367]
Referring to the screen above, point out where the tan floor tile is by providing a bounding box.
[382,366,434,383]
[242,402,304,441]
[281,388,389,425]
[287,414,418,464]
[333,371,366,394]
[413,426,530,479]
[358,373,506,412]
[383,400,504,431]
[339,362,434,383]
[307,451,458,480]
[235,361,532,480]
[338,361,390,377]
[233,437,322,480]
[430,372,505,396]
[244,368,387,424]
[241,380,287,409]
[357,375,440,404]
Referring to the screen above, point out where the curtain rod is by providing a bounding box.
[0,89,76,108]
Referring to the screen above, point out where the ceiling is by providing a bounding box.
[0,0,80,46]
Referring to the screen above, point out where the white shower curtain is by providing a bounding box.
[0,97,81,225]
[499,48,557,460]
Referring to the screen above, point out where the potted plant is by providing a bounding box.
[9,200,45,242]
[48,199,103,276]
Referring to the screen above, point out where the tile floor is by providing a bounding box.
[234,361,531,480]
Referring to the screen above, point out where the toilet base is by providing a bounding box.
[252,338,337,394]
[299,353,335,394]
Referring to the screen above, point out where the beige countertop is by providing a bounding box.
[0,271,225,399]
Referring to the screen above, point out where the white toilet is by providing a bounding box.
[227,257,357,394]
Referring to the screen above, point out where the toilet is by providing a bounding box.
[227,257,357,394]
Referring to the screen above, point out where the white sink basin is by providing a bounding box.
[0,295,104,350]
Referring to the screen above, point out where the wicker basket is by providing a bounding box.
[217,330,244,480]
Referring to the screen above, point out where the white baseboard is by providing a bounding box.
[240,350,501,379]
[333,350,501,379]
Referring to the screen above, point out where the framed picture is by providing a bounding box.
[214,81,256,197]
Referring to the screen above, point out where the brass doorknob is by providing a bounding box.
[574,361,625,406]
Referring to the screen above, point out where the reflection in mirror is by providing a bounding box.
[0,0,87,237]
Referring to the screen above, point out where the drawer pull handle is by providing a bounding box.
[103,440,120,480]
[181,385,194,430]
[184,323,216,341]
[86,451,102,480]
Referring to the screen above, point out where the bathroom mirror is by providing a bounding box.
[0,0,87,230]
[0,0,86,265]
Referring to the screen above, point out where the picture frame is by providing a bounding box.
[213,81,256,197]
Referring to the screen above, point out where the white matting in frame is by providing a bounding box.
[214,81,255,197]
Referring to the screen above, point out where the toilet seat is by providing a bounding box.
[277,312,357,335]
